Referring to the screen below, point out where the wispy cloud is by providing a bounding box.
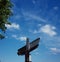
[5,23,20,30]
[22,12,46,22]
[53,6,59,10]
[32,0,36,4]
[12,35,27,41]
[35,52,40,55]
[12,35,18,39]
[50,48,60,54]
[41,35,60,48]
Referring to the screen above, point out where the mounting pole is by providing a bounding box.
[25,52,32,62]
[25,50,29,62]
[25,38,32,62]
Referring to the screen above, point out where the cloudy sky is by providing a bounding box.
[0,0,60,62]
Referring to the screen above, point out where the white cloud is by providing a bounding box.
[40,25,57,36]
[33,24,57,36]
[5,23,20,30]
[12,35,26,41]
[50,48,60,54]
[18,37,27,41]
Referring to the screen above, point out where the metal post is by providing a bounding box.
[25,38,31,62]
[25,51,29,62]
[25,52,32,62]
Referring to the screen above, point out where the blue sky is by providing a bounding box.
[0,0,60,62]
